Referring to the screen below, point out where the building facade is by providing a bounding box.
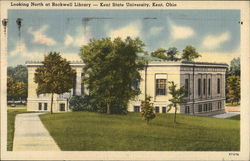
[26,61,227,115]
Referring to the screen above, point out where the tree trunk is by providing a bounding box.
[174,107,177,125]
[50,93,54,114]
[107,102,111,114]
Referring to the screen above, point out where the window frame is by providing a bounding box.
[38,103,42,111]
[156,79,167,96]
[162,107,167,113]
[134,106,140,112]
[198,104,202,112]
[155,106,160,113]
[198,78,202,97]
[184,78,189,97]
[203,78,207,95]
[217,78,221,94]
[185,106,190,114]
[44,103,48,111]
[208,78,211,96]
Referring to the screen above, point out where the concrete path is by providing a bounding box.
[13,113,60,151]
[213,111,240,119]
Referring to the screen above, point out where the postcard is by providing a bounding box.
[0,0,249,160]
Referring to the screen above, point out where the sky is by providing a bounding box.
[7,9,240,66]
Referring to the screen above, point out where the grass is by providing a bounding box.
[227,115,240,120]
[40,112,240,151]
[7,108,28,151]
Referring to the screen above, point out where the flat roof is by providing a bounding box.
[26,60,228,68]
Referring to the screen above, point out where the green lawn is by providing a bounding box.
[7,108,27,151]
[40,112,240,151]
[228,115,240,120]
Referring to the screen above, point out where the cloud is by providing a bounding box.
[108,22,141,40]
[61,52,81,61]
[196,47,240,64]
[64,34,74,46]
[202,31,231,49]
[28,25,56,46]
[170,23,195,40]
[64,26,90,47]
[9,40,44,59]
[148,26,164,36]
[9,40,81,62]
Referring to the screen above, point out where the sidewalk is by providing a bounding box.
[13,113,60,151]
[213,111,240,119]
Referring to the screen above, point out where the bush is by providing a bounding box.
[94,101,127,114]
[69,95,94,111]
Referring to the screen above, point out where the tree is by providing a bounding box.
[7,65,28,103]
[34,52,76,114]
[7,65,28,83]
[151,47,180,61]
[141,96,156,124]
[166,47,180,61]
[181,45,201,61]
[80,37,145,114]
[7,77,27,104]
[15,81,27,102]
[7,76,16,102]
[151,48,167,60]
[226,75,240,104]
[167,81,187,125]
[228,57,240,76]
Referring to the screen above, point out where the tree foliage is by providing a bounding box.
[226,57,240,104]
[34,52,76,113]
[151,48,167,60]
[151,47,180,61]
[141,96,156,124]
[167,81,187,125]
[80,37,145,114]
[7,65,28,83]
[228,57,240,76]
[226,75,240,104]
[181,45,201,61]
[7,65,28,103]
[7,76,27,103]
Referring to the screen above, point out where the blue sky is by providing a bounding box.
[7,9,240,66]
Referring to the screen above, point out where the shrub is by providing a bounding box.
[141,96,155,124]
[69,95,94,111]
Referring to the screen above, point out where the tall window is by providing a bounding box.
[60,103,65,111]
[156,79,166,95]
[73,73,77,96]
[162,107,166,113]
[185,106,190,114]
[218,102,222,109]
[184,78,189,97]
[38,103,42,111]
[155,106,160,113]
[208,103,212,111]
[203,104,207,112]
[44,103,48,110]
[132,78,140,91]
[81,73,84,95]
[198,78,202,96]
[203,78,207,95]
[198,104,202,112]
[217,78,221,94]
[208,78,211,96]
[134,106,140,112]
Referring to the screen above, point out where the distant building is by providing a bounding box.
[26,60,227,116]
